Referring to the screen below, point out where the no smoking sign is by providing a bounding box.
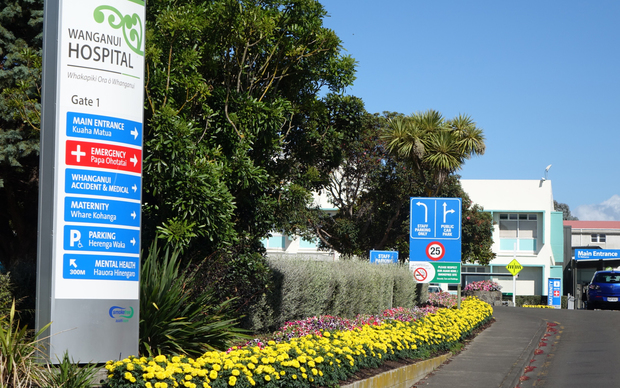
[414,267,428,282]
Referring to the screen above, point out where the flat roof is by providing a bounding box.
[564,221,620,230]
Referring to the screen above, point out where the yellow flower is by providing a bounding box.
[232,369,240,376]
[228,376,237,386]
[209,370,218,380]
[292,374,297,379]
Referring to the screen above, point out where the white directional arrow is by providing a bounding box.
[131,211,136,219]
[70,259,78,268]
[131,127,139,140]
[132,184,137,192]
[416,201,428,222]
[130,155,138,166]
[443,202,455,223]
[130,238,136,246]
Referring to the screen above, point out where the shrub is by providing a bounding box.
[464,280,502,292]
[0,272,13,317]
[0,300,49,387]
[139,241,249,357]
[428,291,463,308]
[246,258,417,333]
[40,351,100,388]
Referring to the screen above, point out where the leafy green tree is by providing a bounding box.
[554,200,578,221]
[0,0,44,312]
[141,0,358,314]
[308,112,494,265]
[142,0,356,255]
[381,110,486,196]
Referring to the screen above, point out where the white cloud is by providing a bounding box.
[575,195,620,221]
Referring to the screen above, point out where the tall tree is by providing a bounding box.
[142,0,356,254]
[0,0,43,306]
[307,111,495,265]
[141,0,358,313]
[554,200,578,221]
[381,110,486,196]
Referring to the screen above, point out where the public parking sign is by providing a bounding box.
[409,197,462,283]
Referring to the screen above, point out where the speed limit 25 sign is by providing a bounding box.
[426,241,445,261]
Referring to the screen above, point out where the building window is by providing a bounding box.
[591,234,606,243]
[499,213,538,251]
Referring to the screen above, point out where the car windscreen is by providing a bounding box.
[593,274,620,283]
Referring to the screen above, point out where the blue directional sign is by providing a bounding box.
[63,225,140,254]
[66,111,142,146]
[548,278,561,308]
[574,249,620,261]
[63,254,139,281]
[370,250,399,264]
[410,198,461,240]
[410,197,462,263]
[65,169,141,200]
[64,197,140,227]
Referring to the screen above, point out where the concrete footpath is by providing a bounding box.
[413,306,548,388]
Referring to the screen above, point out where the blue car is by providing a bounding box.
[587,270,620,310]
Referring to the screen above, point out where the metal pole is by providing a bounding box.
[513,275,516,307]
[513,242,517,307]
[457,283,462,309]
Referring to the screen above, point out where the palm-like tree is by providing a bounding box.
[381,110,485,196]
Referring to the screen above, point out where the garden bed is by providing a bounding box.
[103,296,493,388]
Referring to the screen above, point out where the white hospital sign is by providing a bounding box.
[37,0,145,363]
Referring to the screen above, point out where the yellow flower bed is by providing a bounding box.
[522,304,557,309]
[104,297,492,388]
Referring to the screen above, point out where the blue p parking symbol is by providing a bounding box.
[69,229,82,248]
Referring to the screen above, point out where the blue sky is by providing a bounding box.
[320,1,620,220]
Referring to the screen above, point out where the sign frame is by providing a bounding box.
[369,250,399,264]
[574,249,620,261]
[37,0,146,363]
[547,278,561,308]
[409,197,462,283]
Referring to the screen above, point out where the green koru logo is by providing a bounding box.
[93,5,144,56]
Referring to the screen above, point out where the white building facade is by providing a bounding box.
[460,180,564,296]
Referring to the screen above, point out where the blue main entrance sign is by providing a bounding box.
[574,249,620,261]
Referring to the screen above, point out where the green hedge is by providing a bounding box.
[245,258,417,333]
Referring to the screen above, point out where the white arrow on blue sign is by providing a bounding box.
[410,197,462,263]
